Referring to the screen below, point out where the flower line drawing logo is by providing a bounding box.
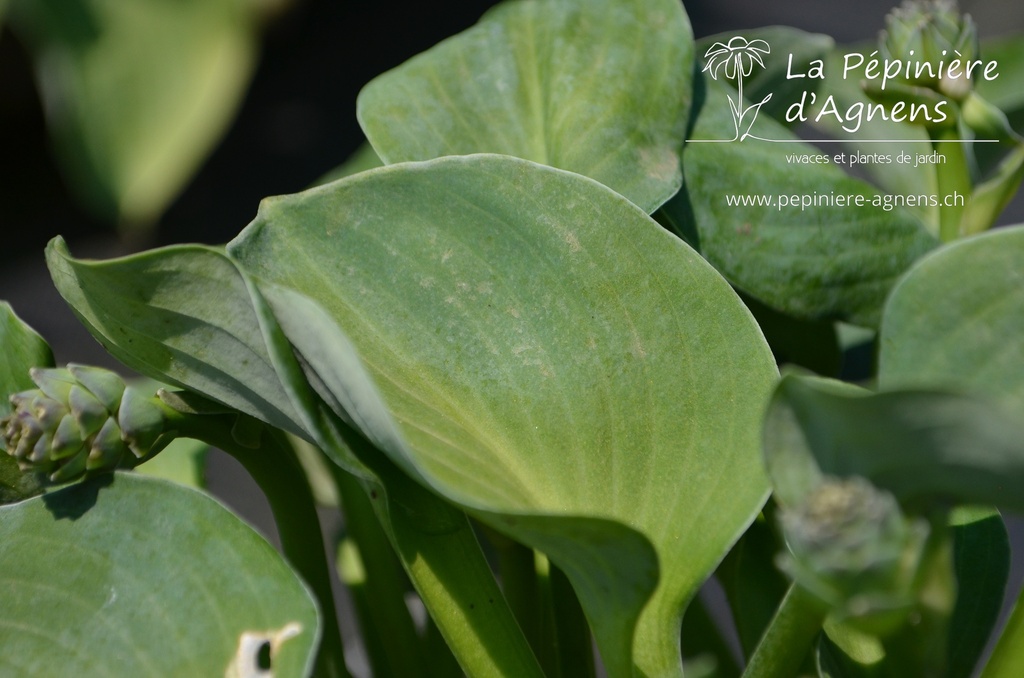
[702,36,774,141]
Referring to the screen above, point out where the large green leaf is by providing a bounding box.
[46,240,307,439]
[245,279,548,678]
[8,0,258,226]
[668,76,938,327]
[356,0,692,213]
[228,154,778,675]
[254,241,658,678]
[0,472,318,677]
[0,302,53,503]
[48,239,546,677]
[879,224,1024,415]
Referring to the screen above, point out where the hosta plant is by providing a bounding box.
[2,0,1024,676]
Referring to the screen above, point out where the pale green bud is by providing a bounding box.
[778,476,930,635]
[68,364,125,412]
[1,366,169,483]
[118,386,167,457]
[879,0,978,98]
[86,417,128,471]
[68,384,109,438]
[29,367,75,402]
[51,413,86,460]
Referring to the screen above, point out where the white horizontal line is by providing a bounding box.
[686,137,1000,144]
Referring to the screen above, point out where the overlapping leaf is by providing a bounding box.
[46,241,307,438]
[666,77,937,327]
[357,0,692,213]
[228,154,778,675]
[0,472,319,677]
[46,239,545,678]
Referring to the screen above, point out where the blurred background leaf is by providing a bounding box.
[6,0,269,230]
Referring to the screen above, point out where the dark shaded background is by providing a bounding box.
[2,0,1022,674]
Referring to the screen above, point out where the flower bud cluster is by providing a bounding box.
[1,365,166,483]
[778,476,931,634]
[878,0,980,100]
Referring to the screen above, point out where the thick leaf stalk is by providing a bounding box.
[1,365,168,483]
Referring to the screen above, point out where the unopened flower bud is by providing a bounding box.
[879,0,978,98]
[1,365,169,483]
[778,476,930,635]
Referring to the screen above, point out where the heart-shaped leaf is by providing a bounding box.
[254,281,650,676]
[228,154,778,675]
[8,0,258,225]
[0,472,319,677]
[356,0,692,213]
[879,224,1024,415]
[668,76,938,327]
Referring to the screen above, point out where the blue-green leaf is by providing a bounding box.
[357,0,693,213]
[669,76,937,327]
[228,154,777,675]
[880,224,1024,415]
[0,472,319,677]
